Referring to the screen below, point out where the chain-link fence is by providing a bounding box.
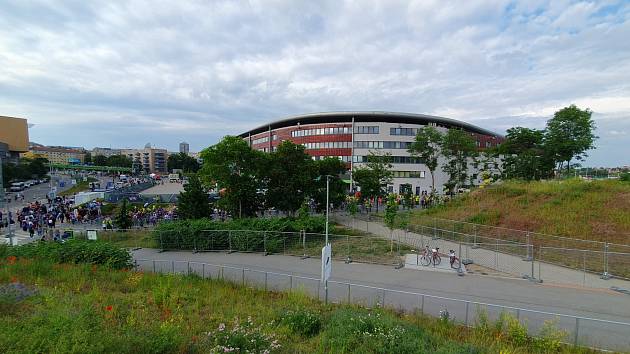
[342,213,630,281]
[134,258,630,352]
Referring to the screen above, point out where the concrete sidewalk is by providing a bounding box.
[333,214,630,290]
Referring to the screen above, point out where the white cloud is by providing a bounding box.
[0,0,629,165]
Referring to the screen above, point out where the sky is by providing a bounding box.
[1,0,629,167]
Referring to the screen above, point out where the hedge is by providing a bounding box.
[152,216,327,253]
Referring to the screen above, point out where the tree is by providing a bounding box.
[266,141,315,215]
[312,158,347,212]
[106,155,132,168]
[441,129,477,195]
[168,152,200,173]
[408,126,442,193]
[352,152,393,206]
[499,127,554,180]
[545,105,597,172]
[177,174,211,219]
[93,154,107,166]
[200,136,265,218]
[384,193,398,253]
[84,152,92,165]
[114,199,133,229]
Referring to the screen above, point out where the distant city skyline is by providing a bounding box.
[1,1,629,167]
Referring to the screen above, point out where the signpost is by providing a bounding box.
[322,175,332,303]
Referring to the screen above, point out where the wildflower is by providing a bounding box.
[7,256,17,265]
[191,335,198,343]
[105,305,113,311]
[10,277,18,283]
[218,323,226,331]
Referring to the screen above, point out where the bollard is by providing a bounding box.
[242,268,245,285]
[152,260,156,273]
[187,261,190,275]
[347,283,351,303]
[220,266,224,280]
[171,260,175,274]
[202,263,205,278]
[264,272,268,291]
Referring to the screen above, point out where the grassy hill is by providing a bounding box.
[415,179,630,244]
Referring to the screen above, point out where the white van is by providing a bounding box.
[10,182,25,192]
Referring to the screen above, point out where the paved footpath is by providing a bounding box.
[334,214,630,290]
[132,248,630,352]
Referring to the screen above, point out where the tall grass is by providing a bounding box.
[0,257,597,354]
[413,179,630,244]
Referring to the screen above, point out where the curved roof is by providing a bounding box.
[239,111,501,137]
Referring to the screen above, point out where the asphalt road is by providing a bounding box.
[132,248,630,352]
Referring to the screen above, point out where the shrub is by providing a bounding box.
[278,308,322,337]
[152,216,327,252]
[322,308,447,354]
[533,319,567,352]
[199,317,281,353]
[6,240,132,269]
[620,172,630,182]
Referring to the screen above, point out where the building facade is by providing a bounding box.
[92,147,122,157]
[0,115,29,163]
[179,142,190,154]
[122,147,167,174]
[240,112,504,194]
[24,146,86,164]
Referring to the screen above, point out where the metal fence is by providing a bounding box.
[344,213,630,281]
[134,258,630,352]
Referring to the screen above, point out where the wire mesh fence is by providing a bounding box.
[134,258,630,352]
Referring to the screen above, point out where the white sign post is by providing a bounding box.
[321,243,332,303]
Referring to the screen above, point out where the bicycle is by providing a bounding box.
[420,245,441,266]
[449,250,461,269]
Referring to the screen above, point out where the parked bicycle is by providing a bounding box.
[420,245,441,266]
[448,249,461,269]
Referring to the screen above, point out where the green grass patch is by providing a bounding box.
[0,258,596,354]
[58,177,98,196]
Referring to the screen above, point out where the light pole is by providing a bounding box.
[325,175,329,245]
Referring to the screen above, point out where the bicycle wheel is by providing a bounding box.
[433,255,441,266]
[420,255,431,266]
[450,258,460,269]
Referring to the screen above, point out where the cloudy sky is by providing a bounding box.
[1,0,629,166]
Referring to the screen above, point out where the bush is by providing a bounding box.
[620,172,630,182]
[199,317,281,353]
[152,216,327,252]
[5,240,132,269]
[278,308,322,337]
[319,308,479,354]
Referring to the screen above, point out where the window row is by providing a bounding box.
[354,126,380,134]
[291,127,351,137]
[390,127,419,136]
[354,141,413,149]
[303,142,352,149]
[252,135,276,145]
[352,155,423,164]
[392,171,426,178]
[311,155,352,163]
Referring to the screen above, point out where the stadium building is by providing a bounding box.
[240,111,503,195]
